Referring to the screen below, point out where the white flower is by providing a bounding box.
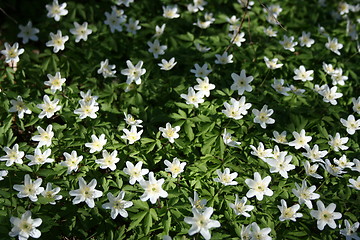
[272,130,288,144]
[266,151,295,178]
[240,224,252,240]
[85,134,107,153]
[293,65,314,82]
[1,42,24,64]
[348,176,360,190]
[46,0,68,21]
[290,84,306,95]
[288,129,312,149]
[340,115,360,135]
[115,0,134,7]
[229,195,254,217]
[194,42,211,52]
[328,132,349,151]
[222,97,252,120]
[222,129,241,147]
[245,172,273,201]
[310,200,342,230]
[41,182,62,205]
[318,85,343,105]
[147,39,167,59]
[13,174,44,202]
[180,87,205,108]
[104,9,126,33]
[215,51,233,65]
[189,191,207,212]
[323,159,346,177]
[278,199,303,221]
[193,77,215,97]
[26,148,54,166]
[69,177,103,208]
[125,18,141,35]
[158,57,177,71]
[184,207,220,240]
[9,211,42,240]
[190,63,212,78]
[139,172,168,204]
[230,69,253,95]
[45,30,69,53]
[252,105,275,129]
[279,35,298,52]
[250,222,272,240]
[121,60,146,85]
[302,144,327,162]
[325,37,343,55]
[124,113,143,127]
[121,125,143,144]
[0,170,8,181]
[95,150,119,171]
[74,99,99,119]
[123,161,149,185]
[17,21,39,44]
[304,161,323,179]
[163,5,180,19]
[264,26,277,37]
[159,123,180,143]
[9,96,32,118]
[250,142,273,162]
[154,24,166,38]
[229,31,246,47]
[80,90,99,104]
[292,180,320,209]
[264,56,283,69]
[271,78,291,96]
[340,220,360,240]
[45,72,66,93]
[322,62,338,75]
[36,95,61,119]
[331,68,348,86]
[0,144,24,166]
[164,157,186,178]
[352,97,360,114]
[61,150,83,174]
[214,168,238,186]
[69,22,92,42]
[352,159,360,172]
[299,31,315,47]
[102,191,133,219]
[194,19,212,29]
[334,155,354,169]
[97,59,116,78]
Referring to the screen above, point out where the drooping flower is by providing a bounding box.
[69,177,103,208]
[222,129,241,147]
[348,176,360,190]
[102,191,133,219]
[184,207,221,240]
[139,172,168,204]
[9,211,42,240]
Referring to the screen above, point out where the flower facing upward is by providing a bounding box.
[97,59,116,78]
[293,65,314,82]
[45,72,66,93]
[299,31,315,47]
[85,134,107,153]
[164,157,186,178]
[158,57,177,71]
[245,172,273,201]
[124,113,143,127]
[69,177,103,208]
[147,39,167,59]
[340,220,360,240]
[121,126,143,144]
[292,180,320,209]
[46,0,68,21]
[266,151,295,178]
[61,150,83,174]
[26,148,54,166]
[222,97,252,120]
[123,161,149,185]
[340,115,360,135]
[302,144,328,163]
[74,99,99,119]
[194,77,215,97]
[41,182,62,205]
[95,150,120,171]
[0,144,25,166]
[250,222,272,240]
[304,161,323,179]
[272,130,288,144]
[230,69,253,95]
[162,5,180,19]
[121,60,146,85]
[17,21,40,44]
[278,199,303,221]
[279,35,298,52]
[229,31,246,47]
[102,191,133,219]
[213,168,238,186]
[190,63,212,78]
[252,105,275,129]
[159,123,180,143]
[13,174,44,202]
[288,129,312,149]
[69,22,92,42]
[189,191,208,212]
[125,18,141,35]
[9,96,32,119]
[9,211,42,240]
[154,24,166,38]
[215,51,234,65]
[229,195,254,217]
[46,30,69,53]
[184,207,221,240]
[328,132,349,151]
[36,95,61,119]
[1,42,24,64]
[264,56,283,69]
[180,87,205,108]
[139,172,168,204]
[352,97,360,114]
[310,200,342,230]
[325,37,343,55]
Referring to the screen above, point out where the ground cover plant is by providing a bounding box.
[0,0,359,239]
